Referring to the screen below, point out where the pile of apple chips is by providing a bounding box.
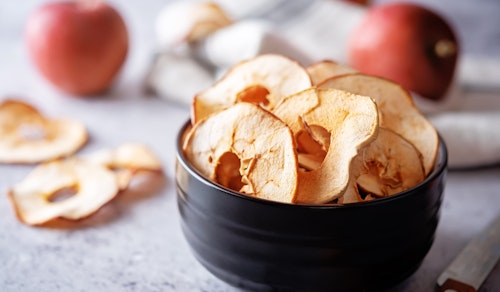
[1,100,163,225]
[182,54,439,204]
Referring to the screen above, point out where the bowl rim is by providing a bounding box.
[176,120,448,210]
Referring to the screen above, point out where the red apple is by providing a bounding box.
[348,3,459,100]
[25,0,129,96]
[342,0,371,6]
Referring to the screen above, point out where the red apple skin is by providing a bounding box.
[25,1,129,96]
[348,3,459,100]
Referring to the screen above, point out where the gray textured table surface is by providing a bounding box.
[1,1,499,291]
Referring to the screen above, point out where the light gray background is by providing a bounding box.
[0,1,499,291]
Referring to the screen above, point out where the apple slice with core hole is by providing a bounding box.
[306,60,357,85]
[0,99,87,164]
[272,88,379,204]
[341,128,425,203]
[156,1,232,47]
[318,73,438,175]
[83,143,162,172]
[8,158,119,225]
[184,102,298,203]
[192,54,312,124]
[82,143,163,190]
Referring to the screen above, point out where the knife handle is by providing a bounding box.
[438,278,476,292]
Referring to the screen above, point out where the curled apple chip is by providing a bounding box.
[82,143,163,190]
[192,54,312,124]
[184,102,298,203]
[318,74,438,175]
[306,60,357,85]
[186,7,232,43]
[0,99,87,164]
[273,88,379,204]
[83,143,162,172]
[156,1,232,48]
[184,55,440,205]
[340,181,375,204]
[341,128,425,203]
[8,158,119,226]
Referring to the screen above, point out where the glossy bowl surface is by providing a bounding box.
[175,121,447,291]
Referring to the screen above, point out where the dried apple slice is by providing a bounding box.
[192,54,312,124]
[296,129,326,156]
[357,130,425,197]
[340,181,370,204]
[0,99,87,164]
[184,102,298,203]
[273,88,379,204]
[297,153,323,172]
[82,143,163,190]
[83,143,162,172]
[156,1,232,47]
[341,128,425,203]
[295,123,328,171]
[8,158,119,226]
[318,74,438,175]
[306,60,357,85]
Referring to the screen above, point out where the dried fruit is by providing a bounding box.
[82,143,163,190]
[0,99,87,164]
[272,88,379,204]
[318,74,438,175]
[8,158,119,226]
[342,128,425,203]
[192,54,312,124]
[156,1,232,47]
[183,55,440,205]
[83,143,162,172]
[183,102,298,203]
[306,60,356,85]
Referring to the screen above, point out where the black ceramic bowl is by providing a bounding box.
[175,122,447,291]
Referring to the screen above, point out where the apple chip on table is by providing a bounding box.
[2,99,164,226]
[8,143,163,226]
[183,54,439,205]
[8,157,120,226]
[0,99,87,164]
[82,143,164,190]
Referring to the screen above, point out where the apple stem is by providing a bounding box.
[435,40,457,59]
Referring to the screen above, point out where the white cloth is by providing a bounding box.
[146,0,500,169]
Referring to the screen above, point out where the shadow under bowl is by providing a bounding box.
[175,121,447,291]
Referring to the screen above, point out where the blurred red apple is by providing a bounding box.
[348,3,459,100]
[342,0,371,6]
[25,0,128,96]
